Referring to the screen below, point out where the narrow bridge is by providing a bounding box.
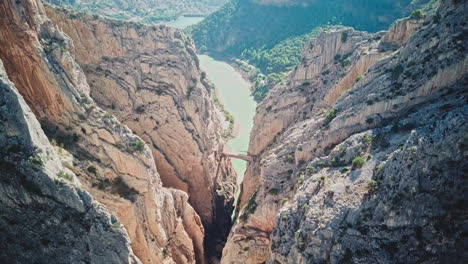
[222,152,253,162]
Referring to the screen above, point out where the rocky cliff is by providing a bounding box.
[0,0,234,263]
[222,0,467,263]
[190,0,426,55]
[0,57,141,264]
[45,4,236,256]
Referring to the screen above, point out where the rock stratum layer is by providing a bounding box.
[0,57,141,264]
[0,0,235,263]
[223,0,467,263]
[44,5,236,256]
[45,4,235,228]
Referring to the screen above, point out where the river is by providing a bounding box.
[198,55,257,183]
[162,17,256,180]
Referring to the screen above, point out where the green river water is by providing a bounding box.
[198,55,257,182]
[165,17,257,182]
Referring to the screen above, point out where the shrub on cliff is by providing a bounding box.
[352,156,366,169]
[130,139,145,153]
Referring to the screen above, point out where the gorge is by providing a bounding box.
[0,0,467,264]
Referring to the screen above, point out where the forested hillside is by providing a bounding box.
[46,0,227,21]
[191,0,435,100]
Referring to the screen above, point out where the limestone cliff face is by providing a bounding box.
[45,4,236,250]
[222,0,467,263]
[0,57,141,264]
[0,0,218,263]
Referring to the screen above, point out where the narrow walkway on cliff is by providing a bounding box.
[222,152,253,162]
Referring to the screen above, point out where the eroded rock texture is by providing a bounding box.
[45,5,236,258]
[0,58,141,264]
[45,4,236,228]
[222,0,467,263]
[0,0,234,263]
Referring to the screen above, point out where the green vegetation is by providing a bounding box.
[240,191,258,222]
[342,57,352,67]
[306,165,317,174]
[268,188,280,195]
[130,139,145,152]
[48,0,181,22]
[352,156,366,169]
[296,173,305,188]
[325,108,338,124]
[317,160,327,168]
[410,9,425,20]
[87,166,97,175]
[241,29,320,75]
[362,134,373,145]
[191,0,419,101]
[57,170,73,182]
[355,75,363,83]
[284,153,295,164]
[367,180,378,191]
[29,154,43,167]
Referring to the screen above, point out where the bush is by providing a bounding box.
[57,170,73,182]
[367,180,378,190]
[130,139,145,152]
[306,165,317,173]
[355,75,363,83]
[29,154,43,167]
[284,153,295,164]
[362,134,373,145]
[325,108,338,124]
[317,160,327,167]
[268,188,280,195]
[352,156,365,169]
[240,191,258,222]
[411,10,424,20]
[87,166,97,175]
[342,57,352,67]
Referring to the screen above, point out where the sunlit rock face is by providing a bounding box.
[45,5,237,258]
[222,0,468,263]
[0,51,141,264]
[0,0,235,263]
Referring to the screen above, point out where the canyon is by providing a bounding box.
[0,0,235,263]
[0,0,466,264]
[222,0,467,263]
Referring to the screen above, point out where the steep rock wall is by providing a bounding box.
[0,58,141,264]
[0,0,211,263]
[222,0,467,263]
[45,7,236,257]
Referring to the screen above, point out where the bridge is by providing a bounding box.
[222,152,253,162]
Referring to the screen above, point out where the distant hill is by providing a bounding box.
[190,0,434,101]
[45,0,228,21]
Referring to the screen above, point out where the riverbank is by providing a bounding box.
[202,51,258,92]
[198,54,256,180]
